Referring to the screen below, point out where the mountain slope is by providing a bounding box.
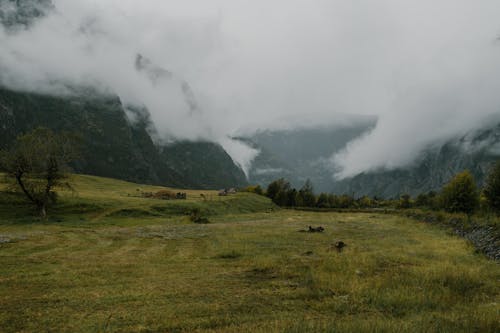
[242,122,500,197]
[0,87,247,189]
[241,120,376,192]
[333,127,500,198]
[0,0,247,189]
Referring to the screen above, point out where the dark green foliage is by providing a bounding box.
[265,178,365,209]
[266,178,291,206]
[337,194,355,209]
[399,194,411,209]
[189,208,210,224]
[357,196,374,208]
[242,185,264,195]
[440,171,479,215]
[254,185,263,195]
[316,193,329,208]
[287,188,298,207]
[483,160,500,213]
[0,127,76,217]
[298,179,316,207]
[414,191,438,209]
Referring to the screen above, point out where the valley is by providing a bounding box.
[0,175,498,332]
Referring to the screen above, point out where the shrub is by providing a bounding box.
[152,190,177,200]
[189,208,210,224]
[440,171,479,215]
[399,194,411,209]
[242,185,264,195]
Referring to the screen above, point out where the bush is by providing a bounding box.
[298,180,316,207]
[153,190,177,200]
[189,208,210,224]
[399,194,411,209]
[440,171,479,215]
[242,185,264,195]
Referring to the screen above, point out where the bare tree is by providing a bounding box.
[0,127,76,217]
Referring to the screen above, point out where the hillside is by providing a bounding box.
[242,123,500,198]
[0,88,247,189]
[333,125,500,198]
[0,173,274,224]
[0,0,247,190]
[241,120,376,193]
[0,174,498,332]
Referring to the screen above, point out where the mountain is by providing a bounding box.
[2,0,499,196]
[0,0,247,189]
[332,126,500,198]
[243,123,500,198]
[0,87,247,189]
[0,0,52,29]
[240,118,377,193]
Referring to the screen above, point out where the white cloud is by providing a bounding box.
[1,0,500,178]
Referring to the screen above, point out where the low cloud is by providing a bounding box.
[1,0,499,178]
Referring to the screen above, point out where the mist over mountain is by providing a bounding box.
[0,86,248,189]
[238,117,376,193]
[1,0,500,194]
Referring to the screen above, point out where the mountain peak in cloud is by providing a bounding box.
[0,0,499,179]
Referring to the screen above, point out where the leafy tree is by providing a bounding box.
[337,194,354,208]
[286,188,298,207]
[254,185,264,196]
[415,193,428,207]
[266,178,290,206]
[415,191,438,209]
[244,185,264,195]
[358,196,373,208]
[483,160,500,213]
[316,193,329,208]
[0,127,76,217]
[440,170,479,215]
[328,194,339,208]
[298,179,316,207]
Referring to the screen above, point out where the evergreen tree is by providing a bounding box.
[483,161,500,213]
[298,179,316,207]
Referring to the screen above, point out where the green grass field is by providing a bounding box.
[0,174,498,332]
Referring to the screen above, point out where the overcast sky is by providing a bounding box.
[1,0,500,178]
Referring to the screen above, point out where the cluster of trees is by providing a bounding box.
[259,162,500,216]
[262,178,385,209]
[414,167,500,216]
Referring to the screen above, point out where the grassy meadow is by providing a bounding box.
[0,174,498,332]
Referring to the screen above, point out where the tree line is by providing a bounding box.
[246,164,500,216]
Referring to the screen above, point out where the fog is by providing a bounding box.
[1,0,500,179]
